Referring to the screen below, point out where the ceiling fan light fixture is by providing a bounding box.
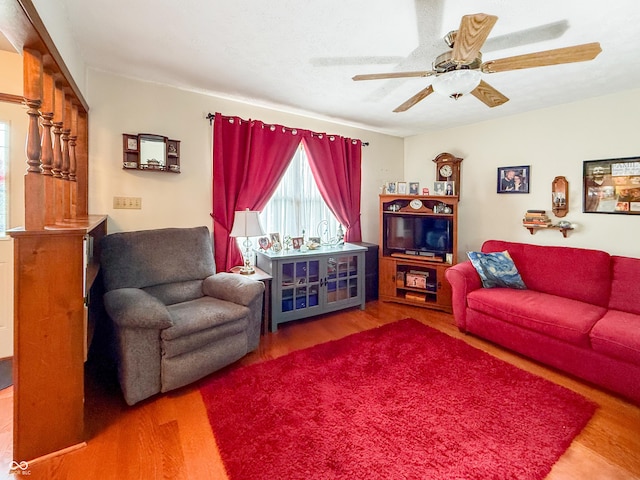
[431,69,482,100]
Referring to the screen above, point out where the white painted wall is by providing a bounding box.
[86,69,405,244]
[404,88,640,259]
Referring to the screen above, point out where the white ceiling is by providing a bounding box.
[57,0,640,137]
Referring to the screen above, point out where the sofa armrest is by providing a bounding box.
[202,272,265,306]
[104,288,173,329]
[445,261,483,331]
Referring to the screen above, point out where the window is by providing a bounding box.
[0,121,8,235]
[259,144,340,243]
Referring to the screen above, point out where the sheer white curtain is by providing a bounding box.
[260,144,340,242]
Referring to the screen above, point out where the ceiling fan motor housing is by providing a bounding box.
[433,51,483,73]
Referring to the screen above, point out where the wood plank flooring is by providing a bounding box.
[1,301,639,479]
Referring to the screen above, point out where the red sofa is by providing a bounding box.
[445,240,640,404]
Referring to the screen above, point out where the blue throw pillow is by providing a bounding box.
[467,250,527,289]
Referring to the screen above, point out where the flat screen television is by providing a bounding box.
[384,214,452,257]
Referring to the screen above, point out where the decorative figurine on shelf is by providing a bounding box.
[282,235,292,251]
[336,225,344,245]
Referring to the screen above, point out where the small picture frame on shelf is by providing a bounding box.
[269,233,281,245]
[385,182,397,194]
[397,182,407,194]
[257,236,271,250]
[405,272,427,289]
[126,136,138,151]
[409,182,420,195]
[497,165,530,193]
[291,237,304,249]
[433,181,446,196]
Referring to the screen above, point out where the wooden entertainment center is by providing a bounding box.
[379,194,458,312]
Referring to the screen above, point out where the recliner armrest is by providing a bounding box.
[202,272,265,306]
[104,288,173,329]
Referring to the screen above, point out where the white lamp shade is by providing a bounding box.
[230,209,266,237]
[431,70,482,98]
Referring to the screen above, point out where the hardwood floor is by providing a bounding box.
[1,301,639,479]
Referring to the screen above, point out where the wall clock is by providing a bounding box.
[433,152,463,197]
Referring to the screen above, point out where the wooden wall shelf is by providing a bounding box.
[123,133,181,173]
[525,225,574,238]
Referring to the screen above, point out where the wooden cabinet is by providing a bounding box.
[123,133,181,173]
[378,195,458,312]
[255,243,366,332]
[9,216,107,462]
[6,0,103,464]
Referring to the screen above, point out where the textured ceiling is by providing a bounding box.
[57,0,640,137]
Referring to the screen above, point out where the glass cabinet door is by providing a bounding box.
[326,255,359,306]
[280,259,320,313]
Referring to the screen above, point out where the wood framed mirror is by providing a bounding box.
[139,134,167,170]
[552,176,569,217]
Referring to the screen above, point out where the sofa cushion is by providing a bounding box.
[481,240,612,307]
[143,279,205,306]
[608,256,640,315]
[163,296,250,341]
[467,250,527,289]
[162,315,249,359]
[467,288,607,347]
[590,310,640,365]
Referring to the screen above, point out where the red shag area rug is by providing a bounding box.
[200,319,596,480]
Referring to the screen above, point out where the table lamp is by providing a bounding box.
[230,209,265,274]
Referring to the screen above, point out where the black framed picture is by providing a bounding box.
[497,165,530,194]
[583,157,640,214]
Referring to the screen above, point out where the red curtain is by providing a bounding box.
[212,113,301,271]
[302,134,363,242]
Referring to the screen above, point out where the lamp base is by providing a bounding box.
[238,265,255,275]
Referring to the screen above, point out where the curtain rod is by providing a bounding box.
[206,112,369,146]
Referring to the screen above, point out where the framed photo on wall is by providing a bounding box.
[583,157,640,214]
[497,165,530,193]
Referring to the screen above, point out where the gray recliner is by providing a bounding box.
[100,226,264,405]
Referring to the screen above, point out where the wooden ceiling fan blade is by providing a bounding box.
[481,42,602,73]
[352,70,435,81]
[393,85,434,112]
[471,80,509,107]
[452,13,498,64]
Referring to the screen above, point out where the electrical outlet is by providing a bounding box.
[113,196,142,209]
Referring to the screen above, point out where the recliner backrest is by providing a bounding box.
[101,226,216,300]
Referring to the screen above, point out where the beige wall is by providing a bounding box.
[87,69,405,244]
[0,49,26,357]
[404,88,640,259]
[0,50,26,231]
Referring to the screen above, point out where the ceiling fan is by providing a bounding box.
[352,13,602,112]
